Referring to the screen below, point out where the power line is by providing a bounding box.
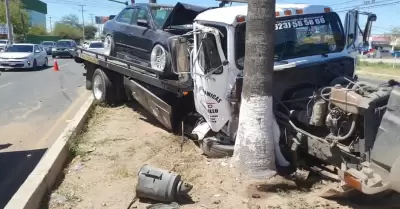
[78,4,86,41]
[329,0,360,7]
[47,16,52,32]
[89,13,95,25]
[43,0,122,9]
[335,0,400,11]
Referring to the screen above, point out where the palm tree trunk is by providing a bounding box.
[231,0,280,179]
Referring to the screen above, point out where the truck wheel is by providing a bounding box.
[104,35,116,57]
[150,44,170,73]
[92,68,115,105]
[201,137,234,158]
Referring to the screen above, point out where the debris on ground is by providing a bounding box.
[45,103,399,209]
[136,164,193,202]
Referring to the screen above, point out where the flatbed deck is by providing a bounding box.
[71,47,193,95]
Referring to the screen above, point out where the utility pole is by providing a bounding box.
[232,0,290,179]
[47,16,52,32]
[5,0,13,45]
[78,5,86,41]
[89,14,95,25]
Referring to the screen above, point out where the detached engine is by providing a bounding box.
[278,79,396,166]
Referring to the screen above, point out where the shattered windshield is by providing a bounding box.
[235,12,345,69]
[151,6,174,28]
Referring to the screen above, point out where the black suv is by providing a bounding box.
[102,2,207,77]
[52,39,77,58]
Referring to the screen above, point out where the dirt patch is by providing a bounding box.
[44,102,392,209]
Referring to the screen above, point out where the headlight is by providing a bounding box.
[52,48,56,51]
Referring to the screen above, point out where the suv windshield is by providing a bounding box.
[150,6,173,28]
[89,42,104,48]
[235,12,345,69]
[56,41,72,48]
[42,42,54,46]
[5,45,33,53]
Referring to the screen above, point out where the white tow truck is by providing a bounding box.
[72,1,400,195]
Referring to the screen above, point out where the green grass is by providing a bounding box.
[358,61,400,68]
[356,60,400,76]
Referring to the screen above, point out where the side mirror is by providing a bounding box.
[137,19,148,27]
[363,13,377,46]
[109,15,116,20]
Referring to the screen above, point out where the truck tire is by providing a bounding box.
[92,68,115,105]
[201,137,234,158]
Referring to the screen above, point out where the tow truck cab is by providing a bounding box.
[170,4,376,133]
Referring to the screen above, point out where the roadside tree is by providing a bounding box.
[53,23,82,40]
[232,0,289,178]
[28,25,47,36]
[84,25,98,40]
[0,0,29,35]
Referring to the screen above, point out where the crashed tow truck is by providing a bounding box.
[72,0,400,195]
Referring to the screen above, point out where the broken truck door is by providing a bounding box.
[192,23,230,132]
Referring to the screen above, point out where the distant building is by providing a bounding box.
[21,0,47,28]
[368,35,392,51]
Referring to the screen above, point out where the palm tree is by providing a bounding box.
[232,0,285,179]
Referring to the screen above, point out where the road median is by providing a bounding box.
[5,95,94,209]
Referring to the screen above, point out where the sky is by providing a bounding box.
[43,0,399,35]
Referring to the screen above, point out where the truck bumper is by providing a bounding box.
[0,59,33,69]
[52,50,72,57]
[338,159,400,195]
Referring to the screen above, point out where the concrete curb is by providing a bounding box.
[5,95,94,209]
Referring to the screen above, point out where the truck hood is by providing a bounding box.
[161,2,208,29]
[0,52,32,59]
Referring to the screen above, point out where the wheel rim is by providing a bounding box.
[93,75,103,100]
[104,36,112,56]
[151,46,166,71]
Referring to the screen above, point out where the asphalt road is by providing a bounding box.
[0,57,89,208]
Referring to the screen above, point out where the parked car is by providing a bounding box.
[86,41,104,53]
[41,41,56,55]
[0,39,9,51]
[82,41,90,49]
[392,51,400,57]
[102,2,208,77]
[52,39,77,58]
[0,43,48,70]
